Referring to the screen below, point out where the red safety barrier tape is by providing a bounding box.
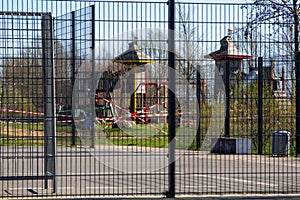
[103,98,167,134]
[0,107,72,118]
[0,108,45,116]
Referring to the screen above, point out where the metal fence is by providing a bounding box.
[1,0,300,198]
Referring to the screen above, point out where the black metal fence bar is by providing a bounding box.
[0,1,300,198]
[258,57,263,154]
[41,14,56,192]
[168,0,176,198]
[296,52,300,155]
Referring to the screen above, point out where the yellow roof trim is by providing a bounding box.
[113,59,155,64]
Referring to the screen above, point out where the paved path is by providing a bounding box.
[1,146,300,198]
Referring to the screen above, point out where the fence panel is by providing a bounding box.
[175,2,300,195]
[1,1,300,198]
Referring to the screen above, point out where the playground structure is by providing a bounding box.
[94,40,207,126]
[92,35,287,127]
[53,33,289,129]
[206,33,289,100]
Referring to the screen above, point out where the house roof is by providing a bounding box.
[113,41,155,65]
[205,36,252,60]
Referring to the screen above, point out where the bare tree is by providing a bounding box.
[243,0,300,95]
[1,42,44,112]
[177,3,203,82]
[250,0,299,54]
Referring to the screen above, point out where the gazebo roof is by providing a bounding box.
[113,41,155,65]
[205,36,252,60]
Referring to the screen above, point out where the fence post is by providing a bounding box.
[168,0,176,197]
[225,61,230,137]
[42,14,56,193]
[296,52,300,155]
[90,4,95,148]
[71,11,76,146]
[258,57,263,154]
[196,65,201,149]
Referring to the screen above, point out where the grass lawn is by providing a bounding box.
[1,120,293,155]
[0,122,171,148]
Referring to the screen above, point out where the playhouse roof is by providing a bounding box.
[113,41,155,65]
[205,36,252,60]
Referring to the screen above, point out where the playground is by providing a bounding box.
[1,1,300,199]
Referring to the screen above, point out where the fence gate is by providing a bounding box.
[0,12,56,195]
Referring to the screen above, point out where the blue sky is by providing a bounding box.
[1,0,290,91]
[0,0,254,16]
[0,0,252,56]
